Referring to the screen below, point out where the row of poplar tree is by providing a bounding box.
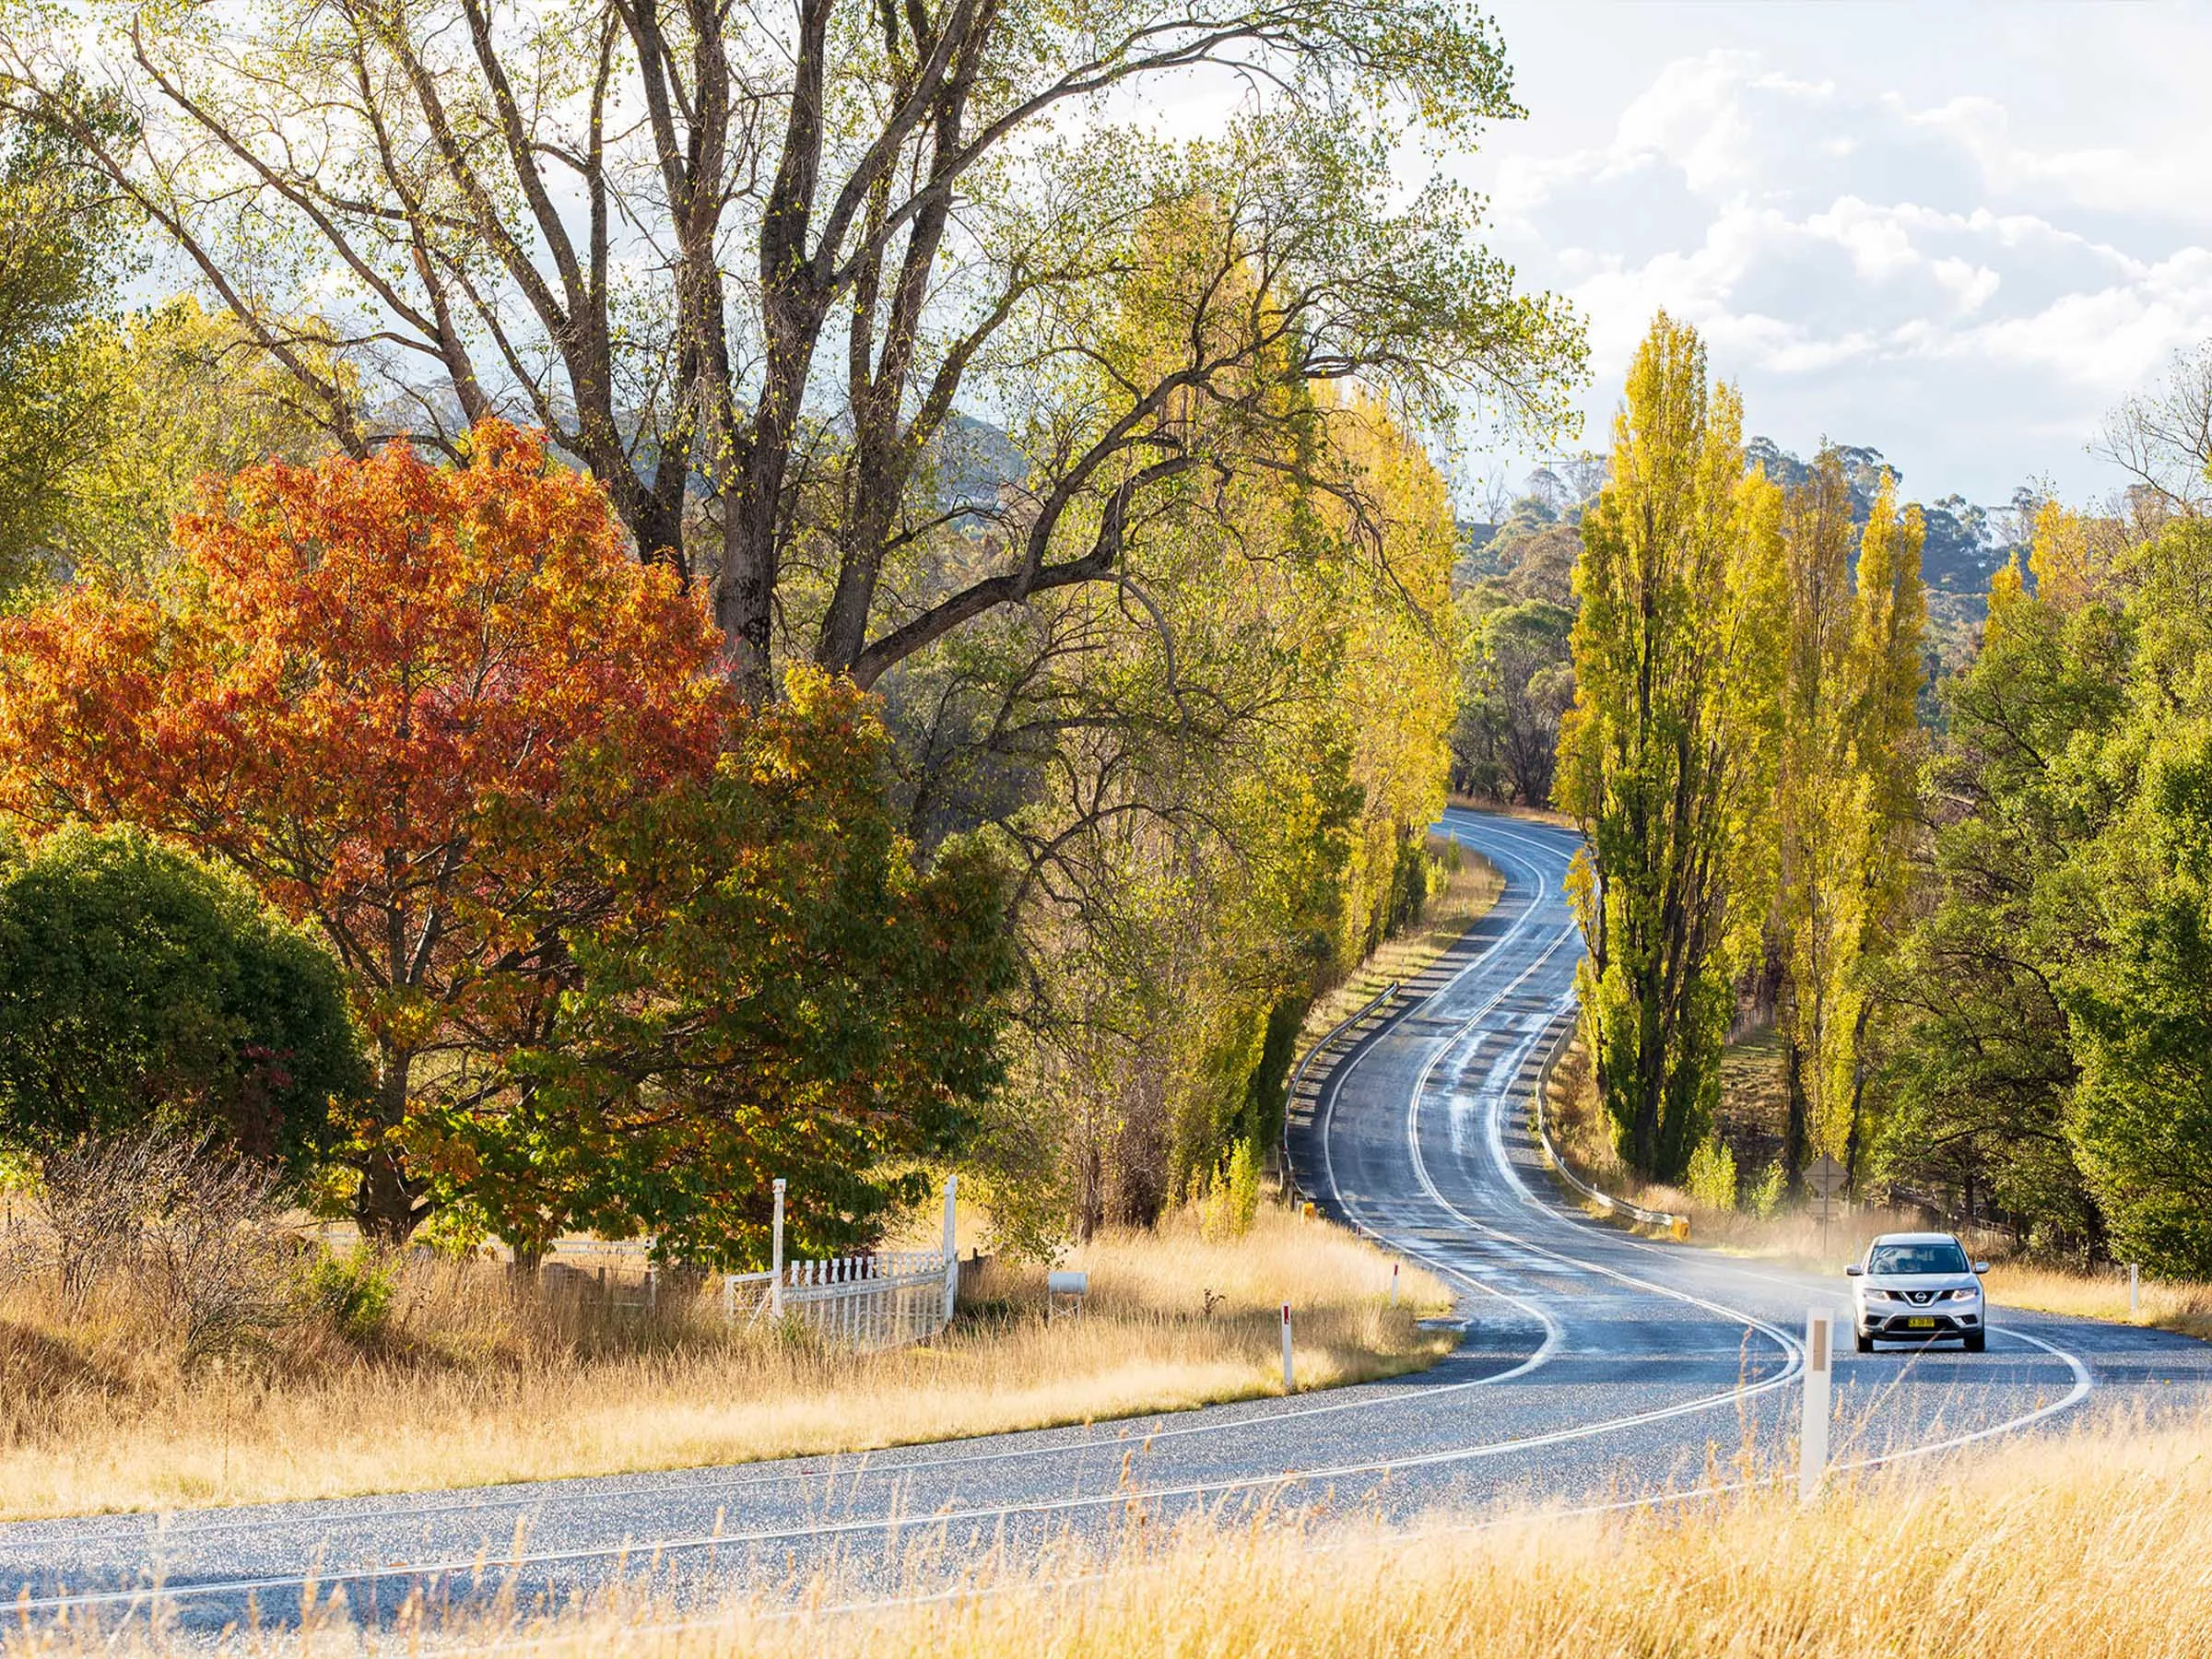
[1561,312,2212,1277]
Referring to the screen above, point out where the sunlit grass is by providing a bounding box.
[0,1206,1450,1522]
[11,1407,2208,1657]
[1981,1260,2212,1341]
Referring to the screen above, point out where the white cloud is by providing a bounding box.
[1463,36,2212,501]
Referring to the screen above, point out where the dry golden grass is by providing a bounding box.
[0,1205,1451,1523]
[1295,837,1503,1045]
[15,1408,2212,1657]
[1982,1261,2212,1342]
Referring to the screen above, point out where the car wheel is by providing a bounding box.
[1855,1326,1874,1353]
[1963,1328,1986,1353]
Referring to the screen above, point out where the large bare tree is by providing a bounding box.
[3,0,1581,700]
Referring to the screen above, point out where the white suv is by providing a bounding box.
[1846,1231,1990,1353]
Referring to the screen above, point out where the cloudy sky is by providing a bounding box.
[1455,0,2212,507]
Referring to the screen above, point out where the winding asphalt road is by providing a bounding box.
[6,807,2208,1633]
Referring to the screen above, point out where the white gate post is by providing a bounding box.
[1799,1310,1832,1502]
[941,1173,959,1325]
[771,1177,786,1319]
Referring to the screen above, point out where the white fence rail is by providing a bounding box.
[718,1174,960,1352]
[313,1177,964,1354]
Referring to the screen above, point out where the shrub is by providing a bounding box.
[1687,1135,1737,1213]
[14,1126,300,1357]
[0,826,362,1177]
[1195,1139,1265,1241]
[304,1250,396,1345]
[1749,1159,1786,1218]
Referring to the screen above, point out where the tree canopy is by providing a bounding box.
[0,0,1582,701]
[1557,313,1784,1180]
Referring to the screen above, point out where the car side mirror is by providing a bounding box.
[1973,1262,1989,1275]
[1844,1265,1863,1277]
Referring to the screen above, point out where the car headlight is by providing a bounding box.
[1943,1287,1979,1301]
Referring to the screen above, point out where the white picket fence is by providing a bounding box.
[717,1174,959,1353]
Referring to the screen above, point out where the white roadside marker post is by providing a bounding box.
[1390,1262,1400,1308]
[1799,1310,1832,1502]
[1281,1303,1295,1394]
[771,1177,787,1320]
[2130,1262,2140,1320]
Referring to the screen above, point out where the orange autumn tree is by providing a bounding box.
[0,422,726,1240]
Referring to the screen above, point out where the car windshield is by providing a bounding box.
[1867,1241,1970,1276]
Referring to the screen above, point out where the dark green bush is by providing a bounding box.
[0,825,364,1177]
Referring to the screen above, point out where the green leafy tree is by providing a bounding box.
[0,825,363,1177]
[0,102,137,595]
[1451,595,1574,805]
[434,669,1016,1266]
[1557,313,1785,1180]
[1875,549,2128,1251]
[2058,515,2212,1271]
[50,297,345,584]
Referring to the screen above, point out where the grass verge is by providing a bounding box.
[11,1408,2209,1655]
[1980,1261,2212,1342]
[0,1205,1451,1523]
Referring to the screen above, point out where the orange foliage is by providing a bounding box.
[0,422,727,1234]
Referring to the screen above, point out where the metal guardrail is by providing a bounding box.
[1280,979,1403,1197]
[1528,1015,1689,1237]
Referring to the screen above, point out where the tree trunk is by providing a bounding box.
[1782,1025,1808,1200]
[356,1146,418,1244]
[354,1055,421,1244]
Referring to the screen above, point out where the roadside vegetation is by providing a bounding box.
[1538,1035,2212,1341]
[0,1194,1448,1522]
[1508,312,2212,1296]
[9,1408,2208,1656]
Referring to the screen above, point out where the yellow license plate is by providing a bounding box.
[1905,1317,1936,1329]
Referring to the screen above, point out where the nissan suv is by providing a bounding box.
[1846,1231,1990,1353]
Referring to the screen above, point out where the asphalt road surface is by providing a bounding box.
[6,807,2207,1634]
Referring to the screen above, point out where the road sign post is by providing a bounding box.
[1806,1155,1848,1264]
[1799,1309,1832,1502]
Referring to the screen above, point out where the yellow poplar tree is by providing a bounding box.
[1772,457,1926,1189]
[1557,313,1786,1179]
